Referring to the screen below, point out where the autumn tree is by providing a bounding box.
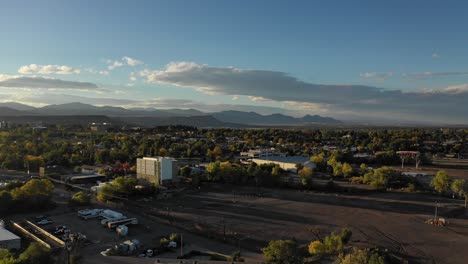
[431,170,451,194]
[451,179,467,208]
[262,239,303,264]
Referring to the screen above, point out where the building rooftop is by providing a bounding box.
[0,227,20,241]
[253,156,310,164]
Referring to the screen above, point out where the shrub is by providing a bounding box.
[70,191,91,205]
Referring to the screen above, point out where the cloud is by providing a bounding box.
[432,53,441,59]
[0,93,299,116]
[129,72,137,81]
[99,70,110,76]
[108,60,124,70]
[107,56,143,70]
[140,62,468,123]
[18,64,80,75]
[402,71,468,79]
[0,75,111,93]
[359,72,393,80]
[122,56,143,66]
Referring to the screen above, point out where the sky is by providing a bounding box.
[0,0,467,124]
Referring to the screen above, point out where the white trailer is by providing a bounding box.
[101,216,127,226]
[78,209,103,218]
[107,218,138,229]
[100,210,123,219]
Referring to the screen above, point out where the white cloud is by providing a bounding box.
[432,53,441,59]
[140,61,468,123]
[18,64,80,75]
[99,70,109,76]
[0,75,111,94]
[107,56,143,70]
[129,72,137,81]
[108,60,124,70]
[122,56,143,66]
[359,72,393,80]
[402,71,468,79]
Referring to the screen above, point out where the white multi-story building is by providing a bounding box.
[136,157,177,185]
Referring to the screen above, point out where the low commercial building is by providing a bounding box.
[136,157,177,185]
[252,156,316,173]
[0,226,21,249]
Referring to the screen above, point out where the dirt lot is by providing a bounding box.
[144,184,468,264]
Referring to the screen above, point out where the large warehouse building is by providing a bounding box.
[136,156,177,185]
[0,226,21,249]
[252,156,316,173]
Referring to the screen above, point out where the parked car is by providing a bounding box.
[166,241,177,248]
[100,248,113,256]
[36,219,52,225]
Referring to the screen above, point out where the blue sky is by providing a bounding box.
[0,0,467,123]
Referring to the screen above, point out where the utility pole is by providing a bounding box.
[222,217,226,241]
[180,233,183,257]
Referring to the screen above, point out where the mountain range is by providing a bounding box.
[0,102,341,127]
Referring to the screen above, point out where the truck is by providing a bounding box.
[108,218,138,229]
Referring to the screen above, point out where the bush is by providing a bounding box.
[70,191,91,205]
[340,247,387,264]
[262,239,303,264]
[160,237,170,247]
[308,228,352,255]
[169,233,180,242]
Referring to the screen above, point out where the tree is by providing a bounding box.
[451,179,467,208]
[342,163,353,177]
[299,167,313,187]
[308,228,352,256]
[363,167,395,189]
[70,191,91,205]
[359,163,368,175]
[262,239,303,264]
[332,162,343,177]
[431,170,450,194]
[17,242,52,264]
[339,248,386,264]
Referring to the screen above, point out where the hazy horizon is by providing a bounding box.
[1,0,468,124]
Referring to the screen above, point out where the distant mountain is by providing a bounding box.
[115,115,244,128]
[0,102,341,127]
[212,110,341,125]
[0,102,36,111]
[0,107,25,116]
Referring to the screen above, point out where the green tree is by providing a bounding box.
[451,179,467,208]
[431,170,450,194]
[363,167,395,189]
[340,248,386,264]
[262,239,303,264]
[17,242,52,264]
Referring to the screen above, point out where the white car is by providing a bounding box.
[36,219,52,225]
[100,248,113,256]
[166,241,177,248]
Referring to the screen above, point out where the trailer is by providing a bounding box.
[107,218,138,229]
[81,212,101,220]
[100,209,124,219]
[101,216,127,226]
[78,209,103,218]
